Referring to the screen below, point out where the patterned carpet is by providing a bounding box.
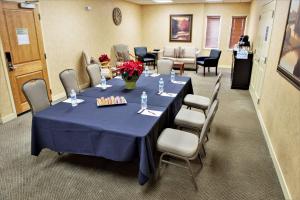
[0,69,284,200]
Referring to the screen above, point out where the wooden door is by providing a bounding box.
[0,1,51,114]
[250,0,276,104]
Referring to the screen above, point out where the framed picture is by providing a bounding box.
[278,0,300,90]
[169,14,193,42]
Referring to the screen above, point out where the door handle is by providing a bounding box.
[5,52,15,71]
[8,63,16,71]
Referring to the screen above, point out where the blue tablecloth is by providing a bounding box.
[31,74,193,185]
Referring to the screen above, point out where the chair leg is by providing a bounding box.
[156,153,165,180]
[202,144,207,157]
[216,67,218,76]
[57,152,62,156]
[196,65,198,74]
[203,67,205,76]
[185,159,198,190]
[208,67,210,72]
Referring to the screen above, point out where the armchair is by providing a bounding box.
[196,49,222,76]
[82,51,112,79]
[134,47,156,68]
[113,44,136,66]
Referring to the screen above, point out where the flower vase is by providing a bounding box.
[124,80,137,90]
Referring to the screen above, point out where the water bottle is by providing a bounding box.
[101,75,107,89]
[145,65,149,77]
[171,69,175,82]
[141,91,147,110]
[159,78,164,93]
[70,89,77,107]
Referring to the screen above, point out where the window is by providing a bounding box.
[229,16,247,49]
[205,16,221,49]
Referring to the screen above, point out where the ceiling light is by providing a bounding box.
[152,0,173,3]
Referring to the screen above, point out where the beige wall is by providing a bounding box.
[141,3,250,67]
[249,0,300,199]
[39,0,142,99]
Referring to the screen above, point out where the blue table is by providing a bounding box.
[31,74,193,185]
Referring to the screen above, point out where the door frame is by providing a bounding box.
[0,39,17,123]
[0,1,51,115]
[250,0,277,104]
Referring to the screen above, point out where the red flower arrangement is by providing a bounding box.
[99,54,110,63]
[117,61,143,81]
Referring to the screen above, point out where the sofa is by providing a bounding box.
[158,46,200,70]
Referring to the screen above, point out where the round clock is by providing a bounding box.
[112,7,122,26]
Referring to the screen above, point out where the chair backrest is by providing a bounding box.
[157,59,173,75]
[134,47,147,57]
[216,73,222,85]
[208,82,220,111]
[86,64,101,87]
[209,49,222,59]
[113,44,130,62]
[199,100,219,144]
[22,79,50,114]
[59,69,80,97]
[82,51,91,66]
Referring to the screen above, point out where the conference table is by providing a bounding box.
[31,74,193,185]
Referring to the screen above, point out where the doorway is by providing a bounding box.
[250,0,276,104]
[0,1,51,114]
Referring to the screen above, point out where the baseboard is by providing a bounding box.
[52,92,66,102]
[0,113,17,124]
[250,91,292,200]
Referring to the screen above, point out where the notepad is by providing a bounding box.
[139,109,162,117]
[172,80,186,85]
[95,84,112,89]
[159,92,177,97]
[150,73,160,77]
[63,98,85,104]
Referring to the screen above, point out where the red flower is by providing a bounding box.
[99,54,111,62]
[117,61,144,80]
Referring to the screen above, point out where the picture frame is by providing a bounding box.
[169,14,193,42]
[277,0,300,90]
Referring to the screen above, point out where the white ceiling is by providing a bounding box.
[125,0,251,4]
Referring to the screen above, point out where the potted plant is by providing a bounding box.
[99,54,111,66]
[117,61,143,89]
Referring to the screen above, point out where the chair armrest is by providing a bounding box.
[197,56,209,62]
[195,50,201,57]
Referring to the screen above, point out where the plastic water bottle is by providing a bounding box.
[159,78,164,93]
[101,75,107,89]
[171,69,175,82]
[70,89,77,107]
[141,91,147,110]
[145,66,149,77]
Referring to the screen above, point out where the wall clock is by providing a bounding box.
[112,7,122,26]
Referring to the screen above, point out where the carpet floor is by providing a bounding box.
[0,69,285,200]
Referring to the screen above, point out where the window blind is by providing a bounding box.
[205,16,221,48]
[229,17,247,49]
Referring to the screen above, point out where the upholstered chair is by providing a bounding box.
[22,79,51,114]
[157,100,219,189]
[184,80,221,116]
[113,44,136,66]
[174,82,220,134]
[134,47,156,68]
[196,49,222,76]
[157,59,173,75]
[59,69,80,98]
[86,64,102,87]
[82,51,112,79]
